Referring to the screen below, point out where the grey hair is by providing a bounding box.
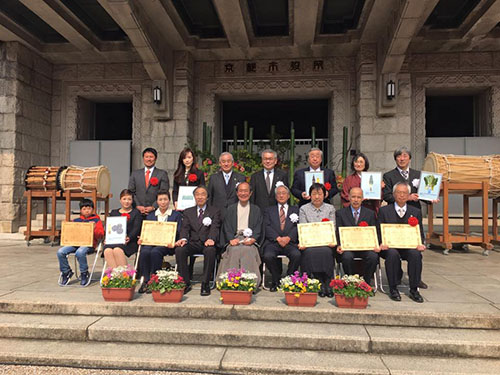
[393,181,411,194]
[274,184,290,196]
[393,146,412,160]
[260,149,277,159]
[219,152,234,162]
[308,147,323,157]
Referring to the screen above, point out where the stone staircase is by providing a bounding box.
[0,298,499,374]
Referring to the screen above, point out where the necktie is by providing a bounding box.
[198,208,204,225]
[353,210,359,224]
[145,169,150,187]
[224,174,229,185]
[279,205,286,231]
[401,170,408,180]
[398,208,404,218]
[266,171,272,194]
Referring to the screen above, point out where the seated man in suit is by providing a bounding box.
[262,184,301,292]
[291,147,338,206]
[336,187,379,285]
[208,152,246,219]
[128,147,170,216]
[378,182,426,303]
[174,186,221,296]
[250,149,288,212]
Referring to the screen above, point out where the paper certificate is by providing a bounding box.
[140,221,177,247]
[380,224,422,249]
[417,171,442,201]
[298,221,337,248]
[61,221,94,247]
[105,216,127,245]
[339,226,379,251]
[304,171,324,195]
[361,172,382,200]
[177,186,197,210]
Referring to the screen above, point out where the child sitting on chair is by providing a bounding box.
[57,199,104,286]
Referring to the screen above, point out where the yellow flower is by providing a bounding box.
[220,297,224,301]
[294,293,300,298]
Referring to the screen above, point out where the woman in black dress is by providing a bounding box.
[103,189,143,268]
[172,148,205,209]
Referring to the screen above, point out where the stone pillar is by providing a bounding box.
[0,42,52,232]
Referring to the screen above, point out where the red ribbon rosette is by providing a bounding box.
[408,216,419,227]
[358,221,369,227]
[321,218,330,222]
[324,182,332,191]
[188,173,198,183]
[150,177,159,186]
[121,212,131,221]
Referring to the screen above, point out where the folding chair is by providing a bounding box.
[58,241,103,287]
[261,254,286,290]
[175,252,218,289]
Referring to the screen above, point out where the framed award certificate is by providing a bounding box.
[360,172,382,200]
[105,216,127,245]
[298,221,337,248]
[380,224,422,249]
[339,226,379,251]
[61,221,94,247]
[140,221,177,247]
[304,171,324,195]
[417,171,442,201]
[177,186,197,210]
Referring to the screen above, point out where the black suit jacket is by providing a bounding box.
[250,168,288,211]
[263,205,299,245]
[377,203,425,245]
[208,170,246,218]
[382,168,421,210]
[128,167,170,208]
[172,169,206,203]
[335,206,377,245]
[291,167,339,206]
[220,203,263,247]
[179,204,221,244]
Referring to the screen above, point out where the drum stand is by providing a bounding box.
[427,180,493,255]
[492,197,500,249]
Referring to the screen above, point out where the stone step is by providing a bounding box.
[0,338,499,374]
[0,313,499,359]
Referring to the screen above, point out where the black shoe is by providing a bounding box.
[389,288,401,301]
[60,270,74,286]
[200,283,211,296]
[269,283,278,292]
[138,283,148,294]
[418,281,428,289]
[326,287,334,298]
[184,284,192,294]
[80,271,89,286]
[318,290,326,298]
[409,290,424,303]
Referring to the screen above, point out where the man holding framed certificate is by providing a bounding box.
[378,182,426,303]
[336,187,379,285]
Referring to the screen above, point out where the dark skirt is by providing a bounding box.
[300,246,335,278]
[103,242,139,257]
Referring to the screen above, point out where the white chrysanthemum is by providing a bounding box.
[289,213,299,223]
[202,217,212,226]
[243,228,253,237]
[412,178,420,188]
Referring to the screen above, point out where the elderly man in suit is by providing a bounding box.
[378,182,426,303]
[218,181,263,287]
[208,152,246,219]
[128,147,170,215]
[262,184,301,292]
[291,148,338,206]
[175,186,221,296]
[250,149,288,212]
[336,187,379,285]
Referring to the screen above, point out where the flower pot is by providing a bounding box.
[101,287,135,302]
[219,290,252,305]
[151,288,185,303]
[284,292,318,307]
[334,294,369,309]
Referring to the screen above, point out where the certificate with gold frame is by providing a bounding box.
[140,221,177,247]
[339,226,379,251]
[61,221,94,247]
[298,221,337,248]
[380,224,422,249]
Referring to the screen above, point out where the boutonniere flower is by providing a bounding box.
[188,173,198,183]
[358,221,369,227]
[412,178,420,188]
[121,212,130,221]
[202,217,212,226]
[235,182,241,189]
[289,213,299,223]
[275,181,285,188]
[243,228,253,237]
[150,177,159,186]
[321,218,330,222]
[324,182,332,191]
[408,216,419,227]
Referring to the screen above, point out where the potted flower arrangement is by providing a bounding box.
[279,271,321,307]
[330,274,374,309]
[147,270,186,303]
[101,265,137,302]
[217,268,257,305]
